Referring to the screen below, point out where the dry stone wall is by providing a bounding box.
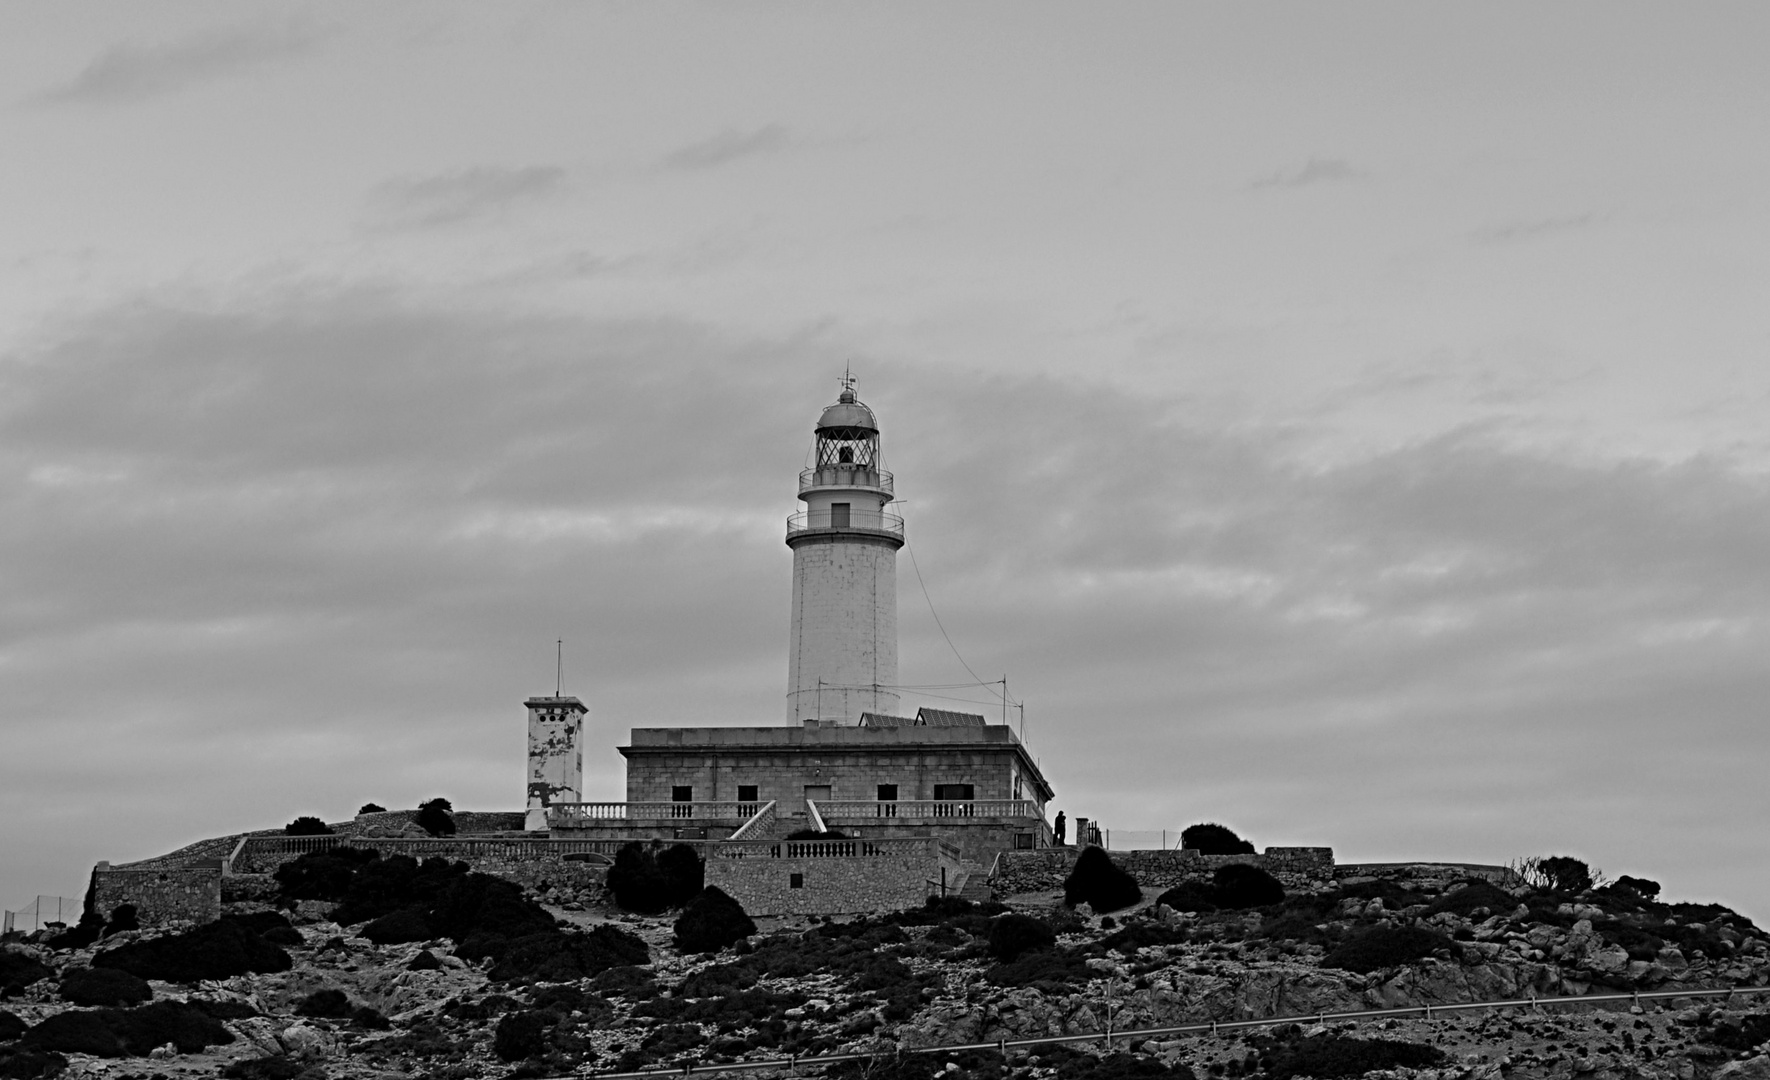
[992,846,1335,897]
[92,866,221,926]
[707,844,962,916]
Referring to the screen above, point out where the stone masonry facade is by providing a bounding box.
[706,840,963,917]
[92,866,222,926]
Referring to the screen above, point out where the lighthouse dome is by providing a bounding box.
[815,387,879,435]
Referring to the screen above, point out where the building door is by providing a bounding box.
[829,503,850,527]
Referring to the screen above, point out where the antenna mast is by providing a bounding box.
[556,639,563,697]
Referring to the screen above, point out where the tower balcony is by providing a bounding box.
[786,508,904,543]
[799,466,894,497]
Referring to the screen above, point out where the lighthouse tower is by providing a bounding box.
[786,379,904,725]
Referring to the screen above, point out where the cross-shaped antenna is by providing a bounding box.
[841,365,856,394]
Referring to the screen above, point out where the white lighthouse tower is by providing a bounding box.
[786,378,904,725]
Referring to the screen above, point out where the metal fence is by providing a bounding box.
[2,895,83,934]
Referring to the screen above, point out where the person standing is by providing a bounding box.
[1054,810,1067,846]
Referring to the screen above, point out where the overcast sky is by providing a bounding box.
[3,4,1767,922]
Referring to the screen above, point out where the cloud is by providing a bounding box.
[367,166,570,229]
[1473,213,1600,243]
[661,125,793,171]
[1249,157,1362,190]
[35,21,327,105]
[2,289,1767,920]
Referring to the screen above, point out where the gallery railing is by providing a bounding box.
[815,799,1041,820]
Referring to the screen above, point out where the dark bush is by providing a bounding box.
[350,1005,391,1030]
[987,913,1056,961]
[59,967,152,1007]
[221,1054,313,1080]
[294,989,352,1019]
[1614,875,1663,900]
[0,1049,67,1080]
[1424,881,1516,917]
[188,998,258,1020]
[1535,856,1594,894]
[0,953,51,991]
[273,845,382,901]
[472,924,650,983]
[357,803,386,815]
[407,949,443,971]
[1262,1033,1444,1080]
[1321,925,1451,974]
[608,843,704,913]
[362,908,434,945]
[1099,922,1190,954]
[283,816,332,836]
[1181,823,1256,856]
[1048,1048,1198,1080]
[416,797,456,837]
[674,886,756,953]
[1213,864,1285,909]
[22,1001,232,1057]
[92,916,292,983]
[0,1011,26,1040]
[494,1010,551,1061]
[985,949,1096,990]
[1155,881,1219,913]
[1064,846,1142,913]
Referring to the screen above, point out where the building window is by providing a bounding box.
[789,873,804,889]
[671,786,693,818]
[932,783,975,817]
[876,783,897,817]
[1015,832,1035,850]
[737,785,758,803]
[830,502,850,527]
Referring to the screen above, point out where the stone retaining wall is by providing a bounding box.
[92,866,221,926]
[707,843,963,916]
[991,846,1335,897]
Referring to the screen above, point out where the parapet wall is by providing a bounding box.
[991,846,1335,897]
[91,866,221,926]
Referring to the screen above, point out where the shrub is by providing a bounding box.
[358,803,386,815]
[0,1050,67,1080]
[1063,846,1142,913]
[221,1055,314,1080]
[469,924,650,983]
[1321,925,1450,974]
[608,843,704,913]
[283,816,332,836]
[1261,1033,1444,1080]
[1704,1013,1770,1052]
[1615,875,1663,900]
[987,913,1056,961]
[92,915,292,983]
[407,949,443,971]
[1212,864,1285,909]
[1515,855,1595,894]
[494,1010,550,1061]
[362,908,434,945]
[1181,823,1255,856]
[22,1001,233,1057]
[188,998,258,1020]
[0,1011,27,1040]
[59,967,152,1007]
[294,989,352,1019]
[0,952,51,991]
[674,886,757,953]
[1049,1048,1198,1080]
[103,905,139,936]
[1155,881,1219,913]
[416,798,456,837]
[985,949,1096,990]
[1424,881,1516,918]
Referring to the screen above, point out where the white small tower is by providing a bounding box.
[524,695,586,831]
[786,378,904,725]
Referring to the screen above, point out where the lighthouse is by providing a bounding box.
[785,379,904,725]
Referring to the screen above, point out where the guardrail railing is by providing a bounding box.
[786,510,905,539]
[727,801,777,842]
[547,802,761,824]
[711,836,939,860]
[816,799,1040,820]
[573,984,1770,1080]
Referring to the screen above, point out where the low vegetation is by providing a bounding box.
[1064,846,1143,913]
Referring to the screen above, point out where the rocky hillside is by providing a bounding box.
[2,851,1767,1080]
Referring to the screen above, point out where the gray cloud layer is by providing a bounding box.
[662,125,793,171]
[2,287,1764,917]
[35,22,326,105]
[366,166,571,229]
